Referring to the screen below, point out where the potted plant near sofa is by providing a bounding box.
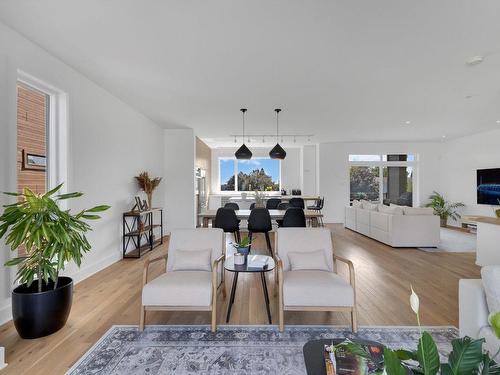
[425,191,465,227]
[0,184,109,339]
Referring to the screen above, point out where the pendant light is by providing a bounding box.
[269,108,286,159]
[235,108,252,159]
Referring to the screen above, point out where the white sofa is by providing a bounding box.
[459,266,500,356]
[345,202,440,247]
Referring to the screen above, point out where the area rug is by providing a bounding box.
[67,325,457,375]
[419,227,476,253]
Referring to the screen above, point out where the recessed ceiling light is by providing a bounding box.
[404,121,411,125]
[442,135,447,139]
[496,120,500,124]
[466,55,484,66]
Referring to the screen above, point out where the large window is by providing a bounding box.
[219,158,280,192]
[349,154,416,206]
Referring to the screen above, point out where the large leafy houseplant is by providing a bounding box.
[0,184,109,338]
[425,191,465,227]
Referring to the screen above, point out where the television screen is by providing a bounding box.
[477,168,500,205]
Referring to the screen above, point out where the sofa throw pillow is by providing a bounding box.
[171,248,212,271]
[351,200,362,208]
[378,204,403,215]
[288,249,330,271]
[362,202,378,211]
[403,207,435,216]
[482,265,500,313]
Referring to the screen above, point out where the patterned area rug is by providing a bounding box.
[67,325,458,375]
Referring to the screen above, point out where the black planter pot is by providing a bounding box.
[12,276,73,339]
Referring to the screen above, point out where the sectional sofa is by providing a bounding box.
[345,201,440,247]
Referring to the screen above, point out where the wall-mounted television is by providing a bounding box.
[477,168,500,205]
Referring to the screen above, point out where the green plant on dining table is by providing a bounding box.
[0,184,110,293]
[332,288,500,374]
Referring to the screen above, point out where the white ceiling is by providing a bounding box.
[1,0,500,145]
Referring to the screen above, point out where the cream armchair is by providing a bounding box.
[140,228,226,332]
[275,228,357,332]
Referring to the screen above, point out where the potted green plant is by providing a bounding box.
[424,191,465,227]
[231,236,251,257]
[328,288,500,374]
[0,184,109,339]
[495,199,500,218]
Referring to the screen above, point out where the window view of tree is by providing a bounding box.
[220,159,236,191]
[348,154,416,206]
[350,166,380,201]
[220,158,280,191]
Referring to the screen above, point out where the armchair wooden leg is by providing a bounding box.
[139,306,145,331]
[211,306,217,332]
[351,307,358,333]
[278,283,284,332]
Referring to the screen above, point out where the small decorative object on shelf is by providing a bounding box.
[122,207,163,258]
[135,171,162,209]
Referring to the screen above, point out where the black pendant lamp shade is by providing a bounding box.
[269,108,286,159]
[235,108,252,159]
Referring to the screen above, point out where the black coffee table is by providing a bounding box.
[303,338,384,375]
[224,255,275,324]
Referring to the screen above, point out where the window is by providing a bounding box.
[219,158,280,192]
[349,154,416,206]
[17,83,49,194]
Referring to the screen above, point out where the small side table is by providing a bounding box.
[224,255,275,324]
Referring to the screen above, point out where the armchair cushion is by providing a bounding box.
[288,249,329,271]
[142,271,212,306]
[171,249,212,271]
[283,270,354,307]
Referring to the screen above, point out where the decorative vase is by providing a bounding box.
[237,246,250,263]
[440,217,447,228]
[255,202,265,208]
[146,192,153,209]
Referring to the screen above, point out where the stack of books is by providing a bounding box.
[247,255,269,270]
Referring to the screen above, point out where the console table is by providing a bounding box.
[122,208,163,258]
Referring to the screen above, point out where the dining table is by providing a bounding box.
[198,209,323,228]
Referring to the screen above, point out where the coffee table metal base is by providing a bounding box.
[226,271,272,324]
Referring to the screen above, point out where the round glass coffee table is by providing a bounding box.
[224,254,275,324]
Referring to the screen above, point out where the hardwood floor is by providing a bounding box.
[0,224,479,374]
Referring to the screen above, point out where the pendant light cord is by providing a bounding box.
[275,108,281,141]
[240,108,247,142]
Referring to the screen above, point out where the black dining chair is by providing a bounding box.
[280,207,306,228]
[266,198,281,210]
[214,207,241,242]
[289,197,305,209]
[306,197,325,227]
[275,202,291,226]
[224,202,240,210]
[277,202,291,210]
[247,208,273,255]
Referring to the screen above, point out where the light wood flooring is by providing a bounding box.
[0,224,480,374]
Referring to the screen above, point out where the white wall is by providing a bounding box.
[210,147,303,193]
[319,141,442,223]
[164,129,196,229]
[302,145,318,196]
[0,22,164,324]
[440,129,500,223]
